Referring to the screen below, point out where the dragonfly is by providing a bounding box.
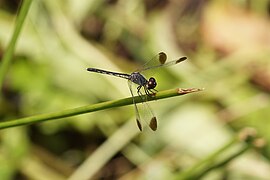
[87,52,187,131]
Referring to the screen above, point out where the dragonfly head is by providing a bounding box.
[147,77,157,89]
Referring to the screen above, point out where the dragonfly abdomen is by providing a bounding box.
[87,68,130,79]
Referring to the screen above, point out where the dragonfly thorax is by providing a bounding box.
[130,72,148,86]
[146,77,157,89]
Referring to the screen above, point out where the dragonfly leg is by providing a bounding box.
[148,89,158,94]
[137,85,142,94]
[137,85,145,102]
[145,87,156,97]
[144,87,150,96]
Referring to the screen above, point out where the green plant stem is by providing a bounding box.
[177,137,238,179]
[181,138,238,179]
[0,0,32,92]
[0,88,203,130]
[177,131,258,180]
[193,145,249,179]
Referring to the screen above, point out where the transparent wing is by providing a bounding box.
[138,52,187,73]
[136,52,166,72]
[128,80,142,131]
[128,80,157,131]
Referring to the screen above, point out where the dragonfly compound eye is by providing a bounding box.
[147,77,157,89]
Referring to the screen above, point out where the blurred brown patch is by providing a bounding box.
[249,63,270,92]
[80,15,105,42]
[144,0,169,12]
[202,4,270,54]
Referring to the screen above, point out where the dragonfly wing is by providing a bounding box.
[137,52,167,73]
[140,55,187,73]
[149,116,157,131]
[128,80,143,131]
[138,88,157,131]
[128,81,157,131]
[137,52,187,83]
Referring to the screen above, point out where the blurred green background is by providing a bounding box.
[1,0,270,179]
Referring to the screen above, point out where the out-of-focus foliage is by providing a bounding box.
[0,0,270,179]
